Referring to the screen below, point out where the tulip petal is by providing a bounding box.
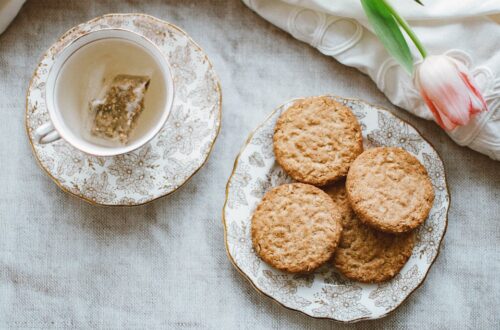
[414,55,489,131]
[420,89,457,130]
[459,72,488,113]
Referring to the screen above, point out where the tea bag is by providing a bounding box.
[90,74,151,144]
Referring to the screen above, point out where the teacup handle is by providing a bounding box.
[33,122,61,144]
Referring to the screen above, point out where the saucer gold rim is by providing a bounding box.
[25,13,222,207]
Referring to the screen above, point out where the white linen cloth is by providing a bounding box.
[242,0,500,160]
[0,0,24,35]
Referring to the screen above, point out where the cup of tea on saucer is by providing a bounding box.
[33,28,175,157]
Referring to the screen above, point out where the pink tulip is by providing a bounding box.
[414,55,488,131]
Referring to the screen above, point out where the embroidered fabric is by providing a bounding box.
[243,0,500,160]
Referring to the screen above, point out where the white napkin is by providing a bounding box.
[0,0,24,35]
[242,0,500,160]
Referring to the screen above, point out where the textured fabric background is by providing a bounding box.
[0,0,499,328]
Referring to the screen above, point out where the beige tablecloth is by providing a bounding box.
[0,1,499,328]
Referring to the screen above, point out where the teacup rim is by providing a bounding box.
[44,27,175,157]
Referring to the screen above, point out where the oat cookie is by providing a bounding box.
[273,96,363,186]
[325,182,415,283]
[251,183,343,273]
[346,147,434,234]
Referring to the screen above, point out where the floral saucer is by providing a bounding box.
[223,96,449,322]
[26,14,221,206]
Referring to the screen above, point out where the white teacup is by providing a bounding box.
[33,29,175,157]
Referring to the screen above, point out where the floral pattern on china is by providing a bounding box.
[26,14,221,206]
[223,96,449,322]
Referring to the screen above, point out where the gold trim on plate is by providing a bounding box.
[25,13,223,207]
[222,95,450,323]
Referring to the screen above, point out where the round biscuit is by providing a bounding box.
[325,182,415,283]
[251,183,343,273]
[346,147,435,234]
[273,96,363,186]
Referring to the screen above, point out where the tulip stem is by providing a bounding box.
[382,0,428,58]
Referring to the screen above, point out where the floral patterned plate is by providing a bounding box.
[26,14,221,206]
[223,96,449,322]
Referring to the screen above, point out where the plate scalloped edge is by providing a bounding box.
[222,95,450,323]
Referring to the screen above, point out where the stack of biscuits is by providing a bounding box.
[251,96,435,283]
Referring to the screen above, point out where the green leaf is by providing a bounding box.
[414,0,424,5]
[361,0,414,73]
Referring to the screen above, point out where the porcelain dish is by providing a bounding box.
[223,96,449,322]
[26,14,222,206]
